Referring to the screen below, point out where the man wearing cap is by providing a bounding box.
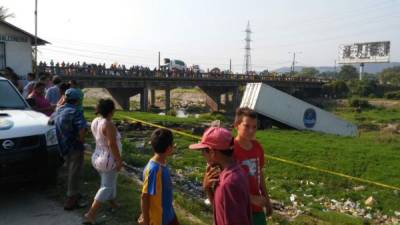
[51,88,87,210]
[189,127,252,225]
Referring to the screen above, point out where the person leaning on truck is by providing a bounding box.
[50,88,88,210]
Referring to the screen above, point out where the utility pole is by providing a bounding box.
[243,21,252,75]
[334,60,337,78]
[289,51,302,75]
[158,51,160,69]
[229,58,232,72]
[359,63,364,81]
[34,0,38,78]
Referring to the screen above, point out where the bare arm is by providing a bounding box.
[139,193,150,225]
[203,165,220,203]
[103,121,123,169]
[260,170,273,216]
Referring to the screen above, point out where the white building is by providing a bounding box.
[0,20,48,77]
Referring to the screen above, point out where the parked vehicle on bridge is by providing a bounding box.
[0,77,62,184]
[191,65,204,73]
[162,58,187,71]
[210,67,221,73]
[240,82,358,136]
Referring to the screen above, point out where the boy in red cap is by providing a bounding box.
[189,127,251,225]
[233,107,273,225]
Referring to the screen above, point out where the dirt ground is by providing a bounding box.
[0,186,82,225]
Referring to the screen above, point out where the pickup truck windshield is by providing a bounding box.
[0,80,27,109]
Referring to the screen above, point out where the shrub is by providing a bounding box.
[348,98,372,109]
[384,91,400,100]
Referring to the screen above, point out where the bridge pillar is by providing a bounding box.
[165,88,171,112]
[200,87,225,112]
[150,89,156,106]
[140,87,149,112]
[232,86,240,112]
[107,88,141,111]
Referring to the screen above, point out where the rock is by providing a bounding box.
[191,126,205,135]
[290,194,297,202]
[394,211,400,217]
[353,185,366,191]
[331,199,339,204]
[364,196,376,206]
[270,199,284,210]
[365,213,372,220]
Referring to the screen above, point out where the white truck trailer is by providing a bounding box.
[240,83,358,137]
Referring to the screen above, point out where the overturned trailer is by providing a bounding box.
[240,83,358,137]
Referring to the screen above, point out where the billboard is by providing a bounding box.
[338,41,390,64]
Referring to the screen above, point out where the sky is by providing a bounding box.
[2,0,400,72]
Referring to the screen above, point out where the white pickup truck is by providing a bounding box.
[0,77,62,184]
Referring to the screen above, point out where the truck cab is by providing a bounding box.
[162,58,187,71]
[0,77,61,184]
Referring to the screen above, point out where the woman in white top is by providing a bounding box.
[84,99,123,224]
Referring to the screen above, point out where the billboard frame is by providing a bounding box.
[338,41,390,64]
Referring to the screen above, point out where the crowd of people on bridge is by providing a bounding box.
[38,60,232,79]
[37,60,328,83]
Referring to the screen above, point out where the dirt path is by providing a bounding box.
[0,187,82,225]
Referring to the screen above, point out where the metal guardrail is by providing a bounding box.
[37,66,332,83]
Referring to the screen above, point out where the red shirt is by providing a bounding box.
[233,140,265,212]
[29,92,53,116]
[213,163,251,225]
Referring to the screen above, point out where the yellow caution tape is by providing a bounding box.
[123,116,400,191]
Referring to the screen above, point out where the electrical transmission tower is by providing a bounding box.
[243,21,252,75]
[289,51,302,75]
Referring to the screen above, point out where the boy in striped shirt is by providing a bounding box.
[138,128,179,225]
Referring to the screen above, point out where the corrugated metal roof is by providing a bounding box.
[0,20,50,45]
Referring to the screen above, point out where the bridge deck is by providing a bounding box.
[39,66,330,88]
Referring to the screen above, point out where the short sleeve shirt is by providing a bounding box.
[45,85,61,105]
[51,103,87,156]
[142,159,176,225]
[213,163,252,225]
[233,140,265,212]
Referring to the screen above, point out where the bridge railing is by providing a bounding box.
[37,66,331,83]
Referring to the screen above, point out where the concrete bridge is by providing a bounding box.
[39,66,330,112]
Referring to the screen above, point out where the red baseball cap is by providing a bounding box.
[189,127,233,151]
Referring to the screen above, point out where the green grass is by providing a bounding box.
[332,101,400,126]
[258,129,400,215]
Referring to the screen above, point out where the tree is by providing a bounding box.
[320,71,337,79]
[0,6,14,21]
[347,80,382,97]
[322,80,349,98]
[379,66,400,86]
[296,67,319,78]
[338,65,358,80]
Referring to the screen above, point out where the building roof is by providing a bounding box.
[0,20,50,45]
